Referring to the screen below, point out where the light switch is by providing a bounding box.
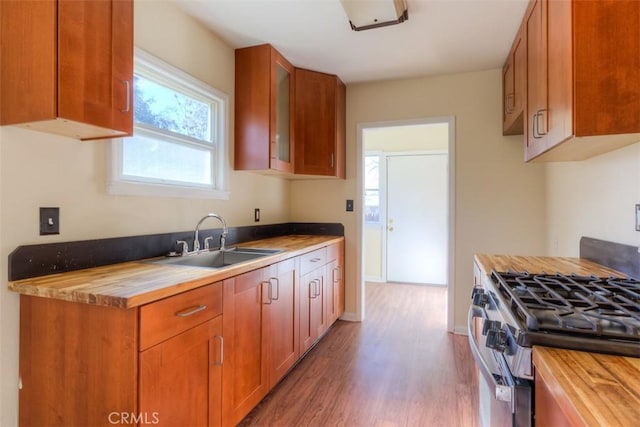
[40,207,60,235]
[346,199,354,212]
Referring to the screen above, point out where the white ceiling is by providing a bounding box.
[174,0,529,84]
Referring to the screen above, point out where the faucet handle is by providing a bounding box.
[176,240,189,256]
[203,236,214,250]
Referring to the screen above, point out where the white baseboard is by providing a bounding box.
[338,311,360,322]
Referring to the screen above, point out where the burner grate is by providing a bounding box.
[491,271,640,341]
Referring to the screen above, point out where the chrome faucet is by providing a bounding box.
[193,213,228,252]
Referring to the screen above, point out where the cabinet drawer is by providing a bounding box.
[140,282,222,350]
[326,242,341,262]
[300,248,326,276]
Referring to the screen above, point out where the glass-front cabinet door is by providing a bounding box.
[270,51,294,173]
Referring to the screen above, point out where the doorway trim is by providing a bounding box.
[355,116,456,333]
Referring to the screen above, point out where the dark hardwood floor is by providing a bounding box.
[239,282,479,426]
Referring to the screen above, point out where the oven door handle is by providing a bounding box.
[468,305,513,404]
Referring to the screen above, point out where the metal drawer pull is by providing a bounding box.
[175,304,207,318]
[533,109,547,139]
[309,280,318,299]
[270,277,280,301]
[536,109,547,136]
[121,80,131,113]
[314,279,321,298]
[310,257,322,262]
[262,281,272,304]
[214,335,224,366]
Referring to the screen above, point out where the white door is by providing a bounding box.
[386,154,448,284]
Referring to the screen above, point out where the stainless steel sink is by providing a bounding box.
[152,248,281,269]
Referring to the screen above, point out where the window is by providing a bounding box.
[364,154,381,224]
[109,48,229,199]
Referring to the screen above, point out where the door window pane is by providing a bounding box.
[365,155,381,224]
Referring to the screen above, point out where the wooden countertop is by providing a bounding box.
[533,346,640,426]
[8,235,343,309]
[474,254,625,277]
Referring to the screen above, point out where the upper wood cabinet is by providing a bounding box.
[502,23,525,136]
[0,0,133,140]
[294,68,346,178]
[235,44,295,174]
[235,44,346,179]
[523,0,640,161]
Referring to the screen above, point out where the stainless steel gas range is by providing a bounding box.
[468,270,640,427]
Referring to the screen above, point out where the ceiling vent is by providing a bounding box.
[340,0,409,31]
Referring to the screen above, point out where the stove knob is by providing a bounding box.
[471,288,489,307]
[486,329,508,353]
[482,319,501,336]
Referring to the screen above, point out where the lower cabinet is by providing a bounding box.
[326,242,344,325]
[139,316,223,427]
[300,265,326,353]
[221,268,270,426]
[267,258,299,387]
[17,239,344,427]
[17,280,223,427]
[221,258,301,425]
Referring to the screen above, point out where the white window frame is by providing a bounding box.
[108,47,229,199]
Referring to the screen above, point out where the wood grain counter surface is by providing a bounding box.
[474,254,625,277]
[8,235,343,309]
[533,346,640,426]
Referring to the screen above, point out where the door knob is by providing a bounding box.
[388,226,394,232]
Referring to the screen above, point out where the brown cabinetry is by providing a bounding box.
[140,317,223,427]
[267,258,300,387]
[326,242,345,324]
[18,281,222,426]
[523,0,640,161]
[0,0,133,140]
[235,44,295,174]
[300,265,326,354]
[535,367,574,426]
[139,283,223,426]
[221,258,299,425]
[16,238,344,426]
[502,23,525,136]
[294,68,346,178]
[222,268,270,425]
[235,44,346,178]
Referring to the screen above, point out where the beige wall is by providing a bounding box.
[0,2,290,425]
[545,142,640,255]
[291,69,548,328]
[364,122,449,152]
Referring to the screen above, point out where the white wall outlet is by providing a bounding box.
[636,204,640,231]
